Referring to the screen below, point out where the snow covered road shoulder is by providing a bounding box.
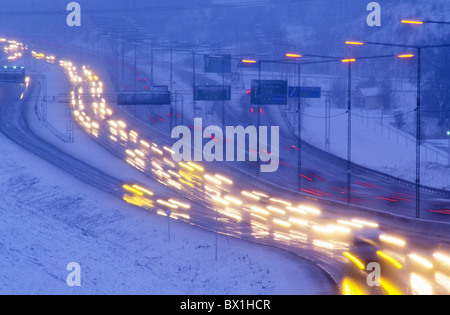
[0,77,336,295]
[0,133,335,295]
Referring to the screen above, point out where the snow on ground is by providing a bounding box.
[0,59,335,295]
[299,105,450,190]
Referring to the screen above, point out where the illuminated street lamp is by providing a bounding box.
[286,52,413,205]
[285,53,303,58]
[346,40,450,218]
[279,54,349,196]
[401,20,425,25]
[242,52,414,205]
[241,59,258,64]
[402,19,450,25]
[285,53,305,195]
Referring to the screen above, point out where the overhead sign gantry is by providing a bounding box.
[0,66,26,83]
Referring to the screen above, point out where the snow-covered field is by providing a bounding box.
[0,61,335,295]
[299,105,450,190]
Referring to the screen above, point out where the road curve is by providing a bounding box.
[0,79,339,295]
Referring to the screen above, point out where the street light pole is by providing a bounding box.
[170,47,173,131]
[416,47,422,219]
[297,63,302,194]
[243,54,390,201]
[151,43,154,86]
[256,60,262,178]
[193,51,197,118]
[298,56,356,206]
[134,43,137,92]
[447,131,450,167]
[250,53,348,193]
[215,207,218,261]
[134,43,137,116]
[347,61,353,206]
[222,55,226,143]
[346,40,450,218]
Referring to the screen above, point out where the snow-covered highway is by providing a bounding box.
[0,78,337,295]
[1,34,450,295]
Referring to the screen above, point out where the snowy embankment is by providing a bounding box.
[299,105,450,191]
[0,59,335,295]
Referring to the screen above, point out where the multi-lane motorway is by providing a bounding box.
[1,40,450,294]
[124,60,450,222]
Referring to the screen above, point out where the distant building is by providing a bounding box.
[354,82,390,110]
